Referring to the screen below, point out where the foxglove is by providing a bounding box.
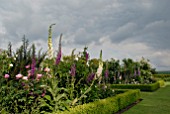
[4,74,10,79]
[70,64,76,77]
[87,73,95,83]
[48,24,55,59]
[55,34,62,65]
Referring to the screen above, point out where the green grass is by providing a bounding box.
[123,82,170,114]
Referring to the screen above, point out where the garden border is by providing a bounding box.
[58,89,140,114]
[110,81,163,92]
[153,74,170,81]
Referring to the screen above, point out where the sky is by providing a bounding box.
[0,0,170,71]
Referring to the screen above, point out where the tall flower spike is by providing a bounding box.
[96,50,103,80]
[138,67,140,76]
[70,64,76,77]
[48,23,56,59]
[31,56,36,77]
[56,34,62,65]
[105,61,109,79]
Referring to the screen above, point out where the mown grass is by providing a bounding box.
[123,82,170,114]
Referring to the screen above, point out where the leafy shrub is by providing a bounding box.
[58,89,140,114]
[158,80,165,87]
[110,81,160,91]
[153,74,170,81]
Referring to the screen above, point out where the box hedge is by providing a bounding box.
[153,74,170,81]
[157,80,165,87]
[110,81,160,92]
[58,89,140,114]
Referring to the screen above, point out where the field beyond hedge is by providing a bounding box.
[123,82,170,114]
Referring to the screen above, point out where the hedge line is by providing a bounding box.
[153,74,170,81]
[58,89,140,114]
[110,81,160,92]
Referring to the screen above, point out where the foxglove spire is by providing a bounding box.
[48,23,55,59]
[56,34,62,65]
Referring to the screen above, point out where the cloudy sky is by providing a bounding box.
[0,0,170,71]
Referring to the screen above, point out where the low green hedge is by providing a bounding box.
[158,80,165,87]
[58,89,140,114]
[153,74,170,81]
[110,81,160,92]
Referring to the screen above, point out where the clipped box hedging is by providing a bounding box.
[58,89,140,114]
[110,81,160,92]
[158,80,165,87]
[153,74,170,81]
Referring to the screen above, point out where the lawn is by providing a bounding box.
[123,82,170,114]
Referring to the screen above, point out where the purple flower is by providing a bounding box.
[114,76,116,81]
[87,73,95,83]
[56,50,61,65]
[70,64,76,77]
[134,70,137,77]
[31,57,36,77]
[22,82,25,86]
[85,52,89,62]
[138,67,140,76]
[104,70,109,79]
[4,74,10,79]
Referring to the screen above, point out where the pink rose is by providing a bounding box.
[44,67,50,72]
[37,74,43,79]
[4,74,10,79]
[25,65,30,69]
[16,74,23,79]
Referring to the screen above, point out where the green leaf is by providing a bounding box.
[44,95,51,101]
[56,93,67,101]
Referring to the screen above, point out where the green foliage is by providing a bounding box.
[39,77,70,113]
[158,80,165,87]
[110,81,160,91]
[3,36,46,78]
[58,89,140,114]
[153,74,170,81]
[0,30,158,114]
[0,79,41,113]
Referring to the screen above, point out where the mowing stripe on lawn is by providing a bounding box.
[123,82,170,114]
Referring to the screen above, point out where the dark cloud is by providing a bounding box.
[0,0,170,70]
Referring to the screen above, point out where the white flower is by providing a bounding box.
[75,57,79,61]
[119,75,122,80]
[112,89,115,92]
[86,61,89,66]
[96,66,103,78]
[9,63,13,67]
[40,85,46,88]
[22,76,28,80]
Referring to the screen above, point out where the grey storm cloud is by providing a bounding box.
[0,0,170,70]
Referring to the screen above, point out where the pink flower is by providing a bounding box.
[41,90,46,97]
[22,76,28,80]
[25,65,30,69]
[70,64,76,77]
[44,67,50,72]
[16,74,23,79]
[4,74,10,79]
[27,70,31,78]
[37,74,43,79]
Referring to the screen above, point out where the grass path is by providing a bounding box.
[123,82,170,114]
